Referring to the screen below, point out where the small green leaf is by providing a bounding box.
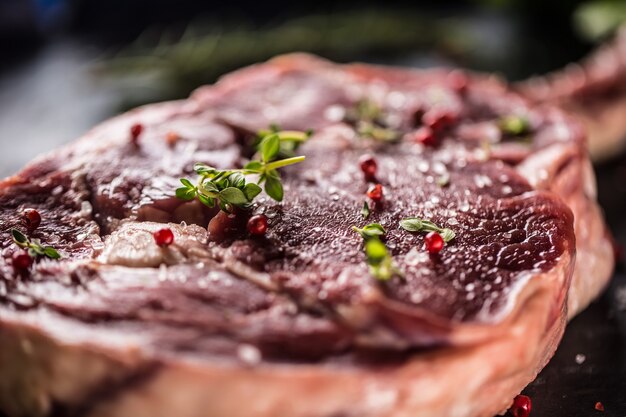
[212,170,229,181]
[176,187,197,200]
[194,163,215,175]
[276,142,297,158]
[370,260,393,281]
[357,121,399,142]
[29,245,45,256]
[365,238,387,262]
[353,223,385,239]
[266,169,281,180]
[261,134,280,163]
[361,201,370,219]
[219,187,249,206]
[11,229,28,246]
[264,176,284,201]
[420,220,440,230]
[499,115,530,136]
[370,127,399,142]
[179,178,194,188]
[214,177,229,190]
[364,223,385,235]
[364,238,399,281]
[228,172,246,188]
[243,183,262,201]
[43,247,61,259]
[399,218,424,232]
[400,217,456,244]
[276,130,310,143]
[356,99,381,121]
[441,228,456,243]
[199,180,219,194]
[436,174,450,187]
[400,217,446,233]
[197,194,215,207]
[400,218,438,232]
[244,161,263,172]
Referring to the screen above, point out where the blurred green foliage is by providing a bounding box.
[96,2,626,108]
[574,0,626,41]
[95,10,479,107]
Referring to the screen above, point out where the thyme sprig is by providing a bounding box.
[255,126,312,159]
[176,129,310,211]
[345,99,400,142]
[498,115,530,136]
[361,201,371,219]
[11,229,61,259]
[399,217,456,243]
[352,223,402,281]
[352,223,384,239]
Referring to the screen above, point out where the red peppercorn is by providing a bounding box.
[359,154,377,180]
[153,228,174,247]
[422,108,457,131]
[130,123,144,145]
[424,231,444,255]
[247,214,268,236]
[413,126,437,147]
[510,395,532,417]
[165,131,180,147]
[366,184,384,202]
[595,402,605,412]
[12,251,33,271]
[23,208,41,230]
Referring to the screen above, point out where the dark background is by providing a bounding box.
[0,0,603,177]
[0,1,625,416]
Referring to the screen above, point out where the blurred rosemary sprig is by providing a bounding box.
[94,10,475,107]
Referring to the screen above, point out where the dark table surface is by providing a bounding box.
[524,157,626,417]
[0,40,625,417]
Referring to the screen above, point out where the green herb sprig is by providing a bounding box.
[361,201,371,219]
[352,223,384,239]
[357,123,399,142]
[255,126,312,159]
[498,115,530,136]
[11,229,61,259]
[176,129,309,211]
[435,173,450,188]
[345,99,400,143]
[353,223,402,281]
[399,217,456,243]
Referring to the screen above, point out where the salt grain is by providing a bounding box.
[237,344,262,365]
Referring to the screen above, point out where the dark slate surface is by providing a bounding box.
[525,158,626,417]
[523,274,626,416]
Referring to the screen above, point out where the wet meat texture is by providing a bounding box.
[0,56,577,362]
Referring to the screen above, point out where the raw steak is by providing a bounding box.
[0,54,613,417]
[518,26,626,161]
